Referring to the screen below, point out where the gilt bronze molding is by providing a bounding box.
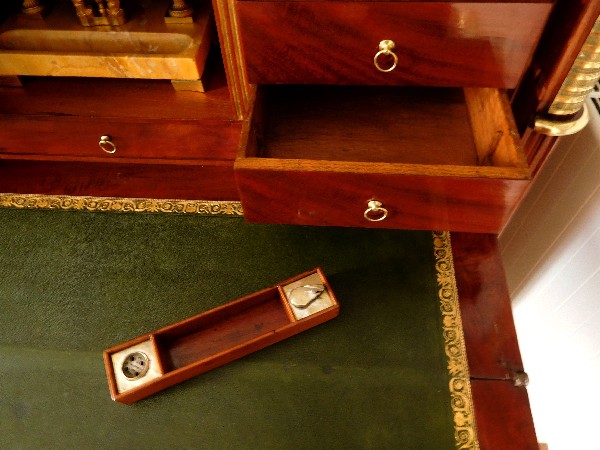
[433,231,480,450]
[0,193,244,216]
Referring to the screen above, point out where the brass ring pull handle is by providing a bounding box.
[99,135,117,154]
[374,40,398,73]
[364,200,389,222]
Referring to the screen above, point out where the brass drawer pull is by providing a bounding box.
[374,40,398,73]
[364,200,388,222]
[99,135,117,154]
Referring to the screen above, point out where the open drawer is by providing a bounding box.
[235,85,531,234]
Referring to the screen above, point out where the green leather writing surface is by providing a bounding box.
[0,205,474,449]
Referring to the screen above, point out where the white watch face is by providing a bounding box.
[121,351,150,380]
[110,340,162,394]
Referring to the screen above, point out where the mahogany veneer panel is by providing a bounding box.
[470,380,538,450]
[1,116,242,162]
[452,232,524,379]
[452,233,537,449]
[163,295,290,370]
[512,0,600,132]
[0,48,242,164]
[0,48,243,196]
[236,168,528,232]
[0,160,240,200]
[236,1,553,87]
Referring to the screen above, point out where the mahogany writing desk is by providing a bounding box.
[1,1,598,447]
[1,2,596,233]
[0,200,536,449]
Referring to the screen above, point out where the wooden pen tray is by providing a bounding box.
[104,268,339,404]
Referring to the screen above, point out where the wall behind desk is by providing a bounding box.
[500,96,600,450]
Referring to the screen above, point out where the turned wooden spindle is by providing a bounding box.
[70,0,126,26]
[95,0,107,17]
[107,0,122,17]
[169,0,193,18]
[22,0,45,15]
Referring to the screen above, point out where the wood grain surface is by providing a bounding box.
[236,1,552,87]
[452,232,525,379]
[452,233,538,449]
[513,0,600,128]
[0,48,235,120]
[0,160,240,200]
[470,380,539,450]
[235,166,529,233]
[235,84,530,233]
[1,116,242,162]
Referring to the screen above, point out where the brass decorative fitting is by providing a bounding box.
[513,371,530,388]
[535,18,600,136]
[534,104,590,136]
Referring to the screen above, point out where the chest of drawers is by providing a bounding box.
[230,0,557,232]
[0,0,594,235]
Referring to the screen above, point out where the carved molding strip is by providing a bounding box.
[433,231,480,450]
[0,193,244,216]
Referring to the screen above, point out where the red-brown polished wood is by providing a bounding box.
[104,268,339,404]
[512,0,600,131]
[0,48,243,199]
[0,50,235,120]
[0,50,242,163]
[470,380,539,450]
[508,1,598,206]
[0,160,240,200]
[1,116,242,162]
[235,85,530,233]
[258,86,482,165]
[452,232,525,379]
[236,167,529,233]
[236,1,553,87]
[452,233,537,449]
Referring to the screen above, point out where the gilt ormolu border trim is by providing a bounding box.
[433,231,480,450]
[0,193,244,216]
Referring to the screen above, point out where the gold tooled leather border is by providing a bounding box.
[0,193,244,216]
[433,231,480,450]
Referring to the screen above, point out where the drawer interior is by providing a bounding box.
[245,85,529,178]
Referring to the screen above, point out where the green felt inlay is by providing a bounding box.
[0,208,455,449]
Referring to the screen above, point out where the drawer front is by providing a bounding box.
[236,1,553,87]
[0,116,241,161]
[234,167,529,234]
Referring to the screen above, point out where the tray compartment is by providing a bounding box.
[104,268,339,404]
